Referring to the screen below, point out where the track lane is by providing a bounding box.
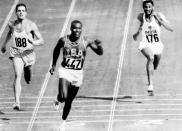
[0,0,182,131]
[115,0,182,131]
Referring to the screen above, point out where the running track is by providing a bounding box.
[0,0,182,131]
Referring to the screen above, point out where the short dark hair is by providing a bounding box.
[16,3,27,12]
[71,20,82,28]
[142,0,154,8]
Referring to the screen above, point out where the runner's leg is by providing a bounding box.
[153,54,161,70]
[57,78,70,103]
[62,85,79,120]
[141,48,154,86]
[24,65,32,84]
[12,57,24,106]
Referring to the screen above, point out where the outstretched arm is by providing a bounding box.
[87,39,103,55]
[133,13,143,41]
[50,38,64,75]
[1,22,13,53]
[153,12,174,32]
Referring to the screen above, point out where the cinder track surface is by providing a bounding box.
[0,0,181,131]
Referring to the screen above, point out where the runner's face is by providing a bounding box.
[16,6,27,20]
[71,23,82,38]
[143,2,153,16]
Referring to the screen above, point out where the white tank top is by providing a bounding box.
[12,30,33,51]
[141,14,161,44]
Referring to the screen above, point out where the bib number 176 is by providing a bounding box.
[146,34,159,43]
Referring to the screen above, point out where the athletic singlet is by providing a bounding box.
[12,29,33,51]
[141,14,161,44]
[61,35,86,70]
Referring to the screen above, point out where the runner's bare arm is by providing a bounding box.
[87,38,103,55]
[29,22,44,45]
[50,38,64,75]
[1,22,13,53]
[133,13,143,41]
[153,12,174,32]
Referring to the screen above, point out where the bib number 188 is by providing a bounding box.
[15,37,27,47]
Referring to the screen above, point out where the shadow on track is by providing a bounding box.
[76,95,142,103]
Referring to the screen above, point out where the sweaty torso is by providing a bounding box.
[61,35,87,70]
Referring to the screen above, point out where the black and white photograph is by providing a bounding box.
[0,0,181,130]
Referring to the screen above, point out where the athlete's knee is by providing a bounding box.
[147,55,154,62]
[14,68,23,79]
[14,72,22,80]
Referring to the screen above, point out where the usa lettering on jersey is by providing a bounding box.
[63,48,84,59]
[62,47,85,70]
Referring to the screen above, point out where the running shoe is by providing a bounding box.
[147,85,154,96]
[13,103,20,110]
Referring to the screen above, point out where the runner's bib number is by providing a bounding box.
[146,34,159,43]
[64,58,83,70]
[15,37,27,47]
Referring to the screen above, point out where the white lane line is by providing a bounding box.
[0,100,110,104]
[5,108,182,114]
[108,0,133,131]
[0,103,182,110]
[0,93,182,100]
[0,0,19,39]
[8,119,182,124]
[0,94,179,101]
[6,113,182,119]
[26,0,77,131]
[3,103,182,110]
[3,97,182,103]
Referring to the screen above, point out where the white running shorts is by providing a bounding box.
[10,47,36,67]
[58,66,83,87]
[138,42,164,55]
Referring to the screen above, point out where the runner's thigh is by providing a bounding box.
[59,78,70,98]
[141,47,154,60]
[13,57,24,76]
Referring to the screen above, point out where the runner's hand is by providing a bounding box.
[94,39,101,46]
[133,32,139,41]
[49,66,55,75]
[28,39,33,44]
[28,35,34,45]
[1,46,6,53]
